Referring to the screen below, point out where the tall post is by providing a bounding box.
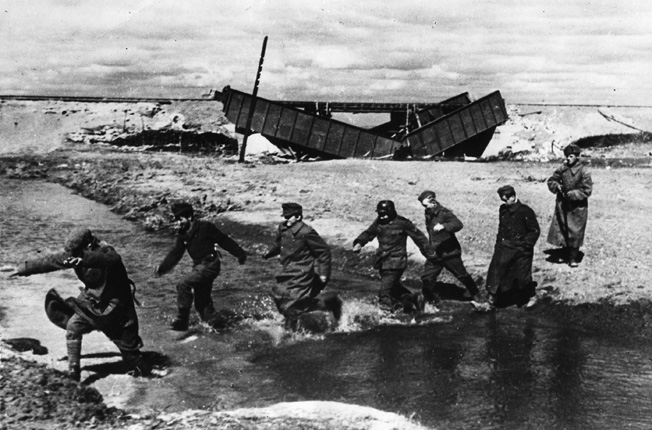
[239,36,268,163]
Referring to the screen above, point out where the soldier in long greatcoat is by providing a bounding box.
[546,143,593,267]
[10,228,149,381]
[353,200,432,313]
[263,202,333,328]
[482,186,540,310]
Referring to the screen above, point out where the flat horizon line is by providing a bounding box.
[2,94,652,109]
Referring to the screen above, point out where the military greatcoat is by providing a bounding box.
[486,200,540,308]
[14,244,143,351]
[265,220,331,313]
[546,161,593,248]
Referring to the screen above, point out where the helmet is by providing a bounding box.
[171,202,194,220]
[376,200,397,220]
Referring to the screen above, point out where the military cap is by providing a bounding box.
[44,289,74,330]
[417,190,437,202]
[563,144,581,156]
[282,202,303,217]
[171,202,194,220]
[497,185,516,198]
[64,228,94,253]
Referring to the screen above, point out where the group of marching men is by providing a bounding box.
[8,143,592,382]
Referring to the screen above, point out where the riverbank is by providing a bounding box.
[1,346,427,430]
[0,163,434,430]
[2,145,652,430]
[2,145,651,305]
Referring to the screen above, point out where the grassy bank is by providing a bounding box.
[1,147,650,306]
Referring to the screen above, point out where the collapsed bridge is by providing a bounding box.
[215,86,508,160]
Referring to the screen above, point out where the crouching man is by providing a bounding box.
[263,203,341,331]
[10,227,150,381]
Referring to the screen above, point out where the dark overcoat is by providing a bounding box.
[15,244,142,350]
[157,219,246,274]
[486,201,540,307]
[266,220,331,292]
[354,215,432,270]
[546,162,593,248]
[423,204,464,260]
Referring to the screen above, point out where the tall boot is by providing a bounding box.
[401,292,425,314]
[170,308,190,331]
[66,339,82,382]
[121,350,152,377]
[460,275,481,301]
[198,302,217,322]
[421,279,442,305]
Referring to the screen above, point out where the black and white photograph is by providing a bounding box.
[1,1,651,429]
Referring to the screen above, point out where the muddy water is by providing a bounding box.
[2,178,652,430]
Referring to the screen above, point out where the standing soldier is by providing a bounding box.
[352,200,431,314]
[417,190,482,306]
[155,202,247,331]
[10,228,150,381]
[263,203,333,329]
[477,185,540,310]
[546,143,593,267]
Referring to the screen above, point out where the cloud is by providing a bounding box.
[1,0,651,104]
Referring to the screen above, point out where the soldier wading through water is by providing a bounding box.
[353,200,431,315]
[263,202,341,331]
[155,202,247,331]
[417,190,483,308]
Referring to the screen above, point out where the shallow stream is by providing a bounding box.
[2,178,652,429]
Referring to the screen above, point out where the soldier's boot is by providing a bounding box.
[198,303,217,323]
[416,293,426,313]
[401,292,425,315]
[321,292,343,321]
[66,339,82,382]
[568,247,580,267]
[421,278,442,305]
[121,350,152,377]
[170,308,190,331]
[460,275,484,302]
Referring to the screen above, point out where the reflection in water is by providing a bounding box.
[484,316,537,428]
[250,309,652,430]
[549,326,586,428]
[3,178,652,430]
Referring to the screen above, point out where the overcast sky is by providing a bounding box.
[1,0,650,105]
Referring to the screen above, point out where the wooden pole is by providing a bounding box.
[239,36,268,163]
